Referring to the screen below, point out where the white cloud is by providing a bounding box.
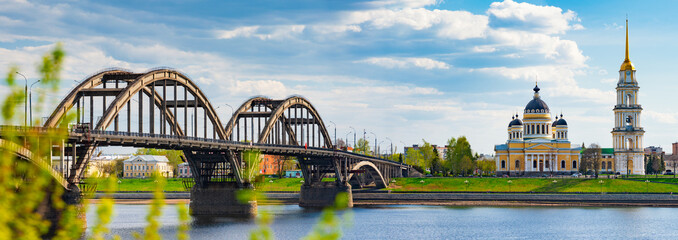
[357,57,450,70]
[364,0,440,9]
[487,29,587,67]
[645,110,678,124]
[216,26,260,39]
[215,25,305,40]
[344,8,489,40]
[487,0,583,34]
[230,80,288,98]
[472,45,496,53]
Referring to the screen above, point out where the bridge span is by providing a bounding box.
[0,68,416,218]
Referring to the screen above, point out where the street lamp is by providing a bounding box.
[16,72,27,126]
[385,137,393,160]
[349,126,356,149]
[29,80,40,126]
[328,121,336,149]
[344,130,353,150]
[369,131,377,156]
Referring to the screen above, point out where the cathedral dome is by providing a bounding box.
[555,117,567,126]
[508,115,523,127]
[524,84,549,113]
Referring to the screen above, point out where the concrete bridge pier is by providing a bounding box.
[189,185,257,219]
[299,181,353,208]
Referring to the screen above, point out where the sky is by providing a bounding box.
[2,0,678,155]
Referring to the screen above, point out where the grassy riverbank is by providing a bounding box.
[108,177,678,193]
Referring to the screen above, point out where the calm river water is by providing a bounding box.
[87,204,678,239]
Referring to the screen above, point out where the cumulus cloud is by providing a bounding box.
[487,0,583,34]
[645,110,678,124]
[215,25,305,40]
[356,57,450,70]
[344,8,489,40]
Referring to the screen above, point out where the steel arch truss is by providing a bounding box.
[44,69,229,184]
[225,96,332,148]
[0,139,68,189]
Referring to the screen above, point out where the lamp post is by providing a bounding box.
[216,104,234,119]
[345,130,353,150]
[29,80,40,126]
[385,137,393,160]
[16,72,27,126]
[369,131,377,157]
[328,121,336,149]
[349,126,356,149]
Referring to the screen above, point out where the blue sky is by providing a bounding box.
[2,0,678,155]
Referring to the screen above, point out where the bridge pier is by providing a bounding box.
[299,182,353,208]
[189,185,257,219]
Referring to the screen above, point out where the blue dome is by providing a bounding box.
[524,84,549,113]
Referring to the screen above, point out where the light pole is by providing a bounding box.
[345,130,353,150]
[349,126,356,149]
[216,104,234,118]
[385,137,393,160]
[16,72,27,126]
[29,80,40,126]
[328,121,336,149]
[369,132,377,157]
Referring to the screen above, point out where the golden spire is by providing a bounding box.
[620,18,635,71]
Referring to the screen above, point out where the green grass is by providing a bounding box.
[387,177,678,193]
[114,178,187,191]
[110,177,678,193]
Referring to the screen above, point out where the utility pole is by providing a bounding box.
[29,80,40,126]
[16,72,27,126]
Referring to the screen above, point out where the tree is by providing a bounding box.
[581,143,602,178]
[275,156,297,178]
[445,136,474,176]
[355,138,371,156]
[419,140,436,171]
[405,148,422,168]
[430,150,443,176]
[336,139,347,149]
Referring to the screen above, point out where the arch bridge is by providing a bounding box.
[0,68,414,216]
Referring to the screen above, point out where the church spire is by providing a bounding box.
[625,18,629,61]
[620,18,635,71]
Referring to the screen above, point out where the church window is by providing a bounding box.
[561,160,565,169]
[501,160,506,169]
[545,161,550,168]
[533,160,537,168]
[515,160,520,169]
[572,161,577,169]
[602,162,606,169]
[608,161,612,169]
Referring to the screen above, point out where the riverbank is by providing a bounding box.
[108,177,678,193]
[90,191,678,207]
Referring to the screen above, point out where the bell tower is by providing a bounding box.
[612,19,645,175]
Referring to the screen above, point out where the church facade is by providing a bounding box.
[612,19,645,175]
[494,85,581,176]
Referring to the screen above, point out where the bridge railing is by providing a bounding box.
[68,128,411,168]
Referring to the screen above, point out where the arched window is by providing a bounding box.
[515,160,520,169]
[572,161,577,169]
[561,160,565,169]
[545,160,550,168]
[608,161,612,170]
[533,160,537,168]
[601,161,606,169]
[626,93,633,106]
[501,160,506,169]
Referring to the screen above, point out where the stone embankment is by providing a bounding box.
[94,191,678,207]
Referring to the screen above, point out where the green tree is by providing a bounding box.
[446,136,474,176]
[405,148,422,167]
[355,138,371,156]
[419,140,436,171]
[581,143,602,178]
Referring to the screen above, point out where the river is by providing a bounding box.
[87,204,678,239]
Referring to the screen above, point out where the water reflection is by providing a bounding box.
[87,204,678,239]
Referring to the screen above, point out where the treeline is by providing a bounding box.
[404,136,496,176]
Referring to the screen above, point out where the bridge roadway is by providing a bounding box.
[71,129,408,168]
